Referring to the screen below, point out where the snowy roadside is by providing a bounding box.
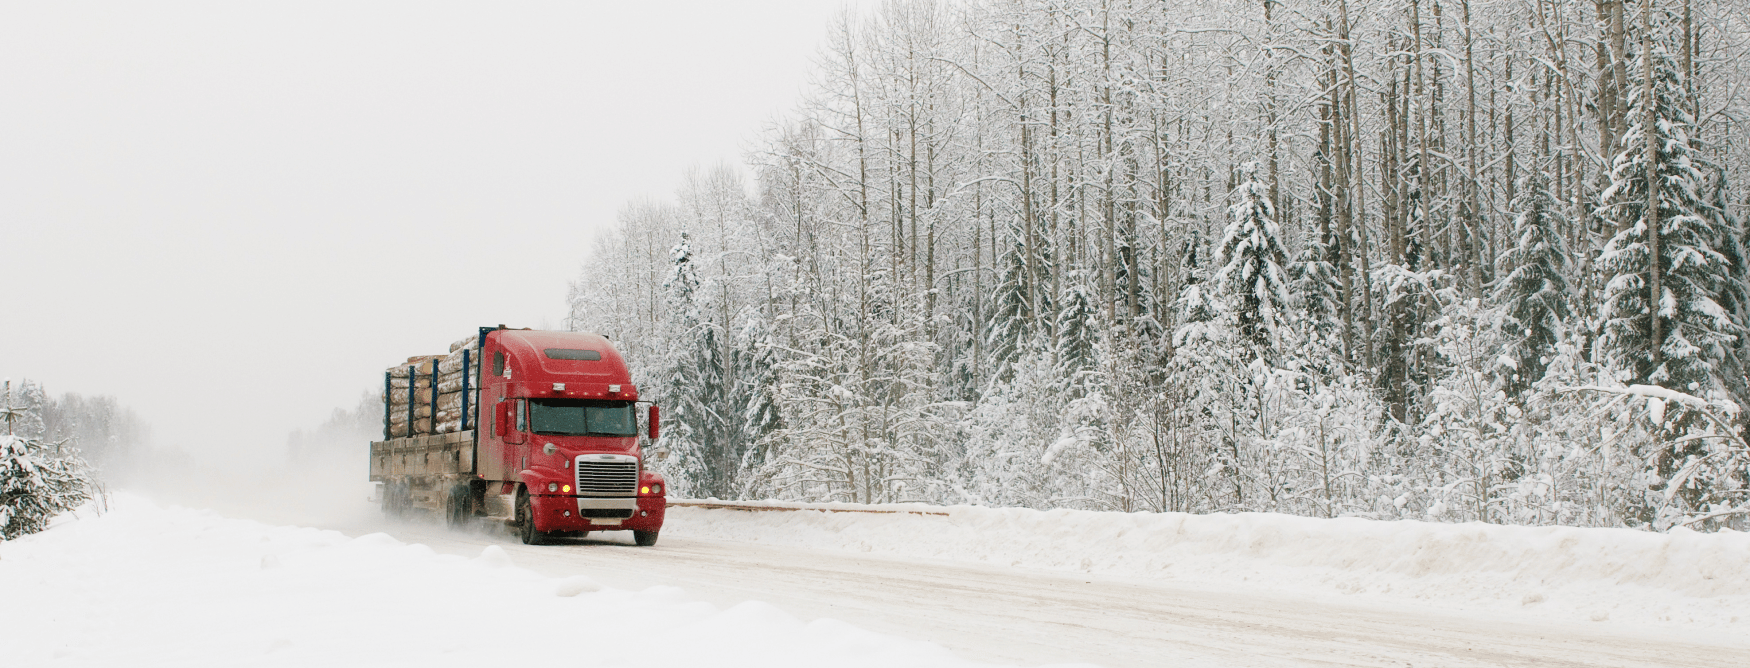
[665,499,1750,633]
[0,494,1033,668]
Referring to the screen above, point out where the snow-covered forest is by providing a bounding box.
[0,379,145,467]
[566,0,1750,530]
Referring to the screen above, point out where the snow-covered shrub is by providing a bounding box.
[1552,382,1750,531]
[962,348,1082,509]
[1264,362,1388,518]
[1,433,97,540]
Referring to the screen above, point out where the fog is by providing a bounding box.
[0,0,848,498]
[109,428,385,531]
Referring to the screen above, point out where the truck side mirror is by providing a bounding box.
[502,401,526,445]
[648,404,661,441]
[497,396,521,444]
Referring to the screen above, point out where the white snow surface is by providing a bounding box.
[7,492,1748,667]
[0,494,1017,668]
[666,499,1750,631]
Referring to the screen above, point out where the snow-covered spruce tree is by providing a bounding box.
[1168,253,1256,509]
[1371,263,1449,423]
[1401,155,1430,273]
[986,220,1053,385]
[1595,33,1741,395]
[692,323,732,495]
[1215,162,1293,360]
[985,235,1031,385]
[1493,172,1572,397]
[1055,272,1100,397]
[1038,271,1114,507]
[729,314,784,497]
[1289,227,1341,340]
[7,380,47,440]
[2,382,97,540]
[649,232,718,498]
[1373,151,1438,423]
[1590,36,1750,529]
[1703,165,1750,416]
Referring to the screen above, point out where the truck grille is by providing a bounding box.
[575,457,638,497]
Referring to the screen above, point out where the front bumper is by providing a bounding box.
[529,493,665,533]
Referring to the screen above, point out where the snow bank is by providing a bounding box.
[0,495,1018,667]
[666,500,1750,630]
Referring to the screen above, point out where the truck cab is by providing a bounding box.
[478,329,665,545]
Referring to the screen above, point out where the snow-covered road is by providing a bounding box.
[9,485,1746,668]
[360,514,1745,668]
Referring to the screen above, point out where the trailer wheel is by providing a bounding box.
[379,482,394,517]
[633,530,658,547]
[444,484,472,529]
[383,481,408,519]
[517,492,546,546]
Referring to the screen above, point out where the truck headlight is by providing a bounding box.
[547,482,558,492]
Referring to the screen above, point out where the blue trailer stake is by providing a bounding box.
[461,348,471,431]
[408,365,417,436]
[429,360,438,435]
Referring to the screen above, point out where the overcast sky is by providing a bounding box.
[0,1,851,463]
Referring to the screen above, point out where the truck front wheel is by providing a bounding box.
[633,530,658,547]
[517,493,546,546]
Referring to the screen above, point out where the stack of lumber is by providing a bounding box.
[383,335,479,438]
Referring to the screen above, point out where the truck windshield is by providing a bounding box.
[527,399,637,437]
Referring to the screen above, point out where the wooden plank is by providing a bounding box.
[367,431,476,479]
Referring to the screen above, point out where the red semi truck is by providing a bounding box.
[370,326,666,546]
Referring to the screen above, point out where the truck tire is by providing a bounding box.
[633,530,658,547]
[517,492,546,546]
[383,480,408,519]
[444,484,472,529]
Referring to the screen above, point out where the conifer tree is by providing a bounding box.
[1289,229,1341,337]
[986,235,1031,383]
[732,315,783,489]
[693,323,731,494]
[652,232,715,496]
[1494,172,1572,396]
[1402,157,1428,271]
[1172,232,1224,347]
[1216,162,1293,359]
[1055,272,1100,397]
[1596,33,1741,392]
[1701,166,1750,412]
